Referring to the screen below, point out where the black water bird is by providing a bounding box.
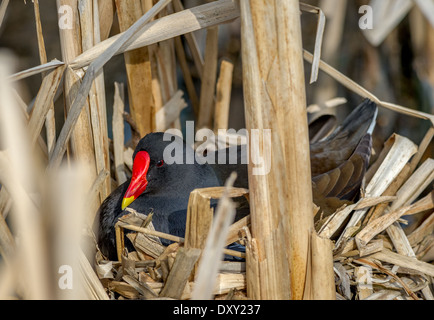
[97,99,378,259]
[97,133,220,260]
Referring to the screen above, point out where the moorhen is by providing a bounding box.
[97,99,378,260]
[97,133,221,260]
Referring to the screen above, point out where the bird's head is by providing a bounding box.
[121,132,192,210]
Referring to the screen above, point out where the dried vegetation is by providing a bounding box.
[0,0,433,300]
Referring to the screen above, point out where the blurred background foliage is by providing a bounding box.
[0,0,432,155]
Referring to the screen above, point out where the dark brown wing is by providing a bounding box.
[312,133,372,201]
[310,99,377,176]
[311,99,377,215]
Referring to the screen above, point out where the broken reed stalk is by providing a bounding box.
[191,173,237,300]
[310,231,335,300]
[337,134,417,250]
[214,58,234,133]
[79,0,110,206]
[240,0,313,299]
[113,82,127,185]
[185,190,214,254]
[115,0,154,137]
[92,0,111,201]
[33,0,56,157]
[56,0,100,214]
[159,247,201,299]
[197,25,219,130]
[27,66,64,149]
[8,60,65,82]
[385,159,434,262]
[155,90,187,131]
[365,127,434,224]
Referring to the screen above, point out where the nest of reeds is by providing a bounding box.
[0,0,433,300]
[95,123,434,300]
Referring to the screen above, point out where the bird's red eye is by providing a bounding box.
[156,160,164,167]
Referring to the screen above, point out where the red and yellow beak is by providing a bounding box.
[121,151,150,210]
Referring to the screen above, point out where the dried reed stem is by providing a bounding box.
[27,65,65,150]
[33,0,56,157]
[241,0,313,299]
[79,0,109,206]
[91,0,111,200]
[57,0,99,215]
[8,60,64,82]
[115,0,154,136]
[197,26,219,130]
[113,82,127,185]
[310,231,335,299]
[214,58,234,132]
[191,173,237,300]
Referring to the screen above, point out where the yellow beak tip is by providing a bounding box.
[121,196,135,210]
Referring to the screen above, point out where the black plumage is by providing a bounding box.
[97,99,378,259]
[97,132,220,260]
